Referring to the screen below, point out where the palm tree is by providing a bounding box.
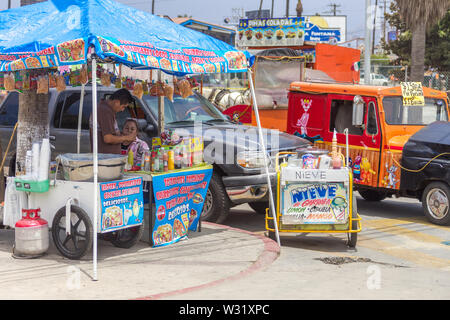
[296,0,303,17]
[395,0,450,82]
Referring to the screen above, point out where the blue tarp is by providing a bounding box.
[0,0,254,75]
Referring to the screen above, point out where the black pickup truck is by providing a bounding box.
[0,87,309,223]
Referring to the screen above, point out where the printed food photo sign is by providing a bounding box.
[151,168,213,247]
[99,177,144,233]
[281,182,349,224]
[237,17,305,47]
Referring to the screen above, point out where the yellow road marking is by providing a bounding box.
[362,219,448,246]
[357,234,450,269]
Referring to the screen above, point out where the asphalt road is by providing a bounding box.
[167,194,450,300]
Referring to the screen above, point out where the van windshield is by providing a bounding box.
[142,91,229,126]
[382,97,448,125]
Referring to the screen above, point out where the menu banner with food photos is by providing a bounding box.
[151,166,213,247]
[0,38,88,72]
[99,177,144,233]
[238,18,305,47]
[1,36,249,75]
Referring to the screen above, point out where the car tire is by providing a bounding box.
[249,201,269,215]
[358,189,387,202]
[422,182,450,226]
[201,172,230,224]
[109,225,144,249]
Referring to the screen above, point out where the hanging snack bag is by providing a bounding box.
[101,72,111,87]
[4,73,15,91]
[178,79,193,99]
[163,83,174,102]
[142,81,149,95]
[22,73,30,91]
[133,82,144,99]
[56,74,66,92]
[79,65,88,85]
[36,75,49,94]
[48,72,57,88]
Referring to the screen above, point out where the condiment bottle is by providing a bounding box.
[158,150,164,172]
[153,150,160,172]
[127,149,134,170]
[175,146,181,169]
[163,149,169,172]
[168,148,174,171]
[144,151,151,171]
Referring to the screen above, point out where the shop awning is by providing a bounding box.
[0,0,254,75]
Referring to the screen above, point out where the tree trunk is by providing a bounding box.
[410,22,426,83]
[16,90,49,176]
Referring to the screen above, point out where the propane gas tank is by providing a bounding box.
[14,208,49,257]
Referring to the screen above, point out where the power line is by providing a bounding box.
[323,3,342,16]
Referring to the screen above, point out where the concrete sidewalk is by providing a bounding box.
[0,222,279,300]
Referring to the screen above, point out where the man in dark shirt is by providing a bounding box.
[90,89,137,154]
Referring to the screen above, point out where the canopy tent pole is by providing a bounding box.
[77,83,86,154]
[157,70,164,136]
[247,69,281,247]
[91,58,98,281]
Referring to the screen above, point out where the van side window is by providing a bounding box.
[366,102,378,135]
[329,99,364,135]
[0,92,19,126]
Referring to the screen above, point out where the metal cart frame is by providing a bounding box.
[265,152,362,247]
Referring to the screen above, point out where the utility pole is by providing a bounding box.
[8,0,11,9]
[364,0,371,84]
[258,0,264,18]
[324,3,342,16]
[372,0,378,54]
[286,0,289,18]
[152,0,155,14]
[271,0,274,18]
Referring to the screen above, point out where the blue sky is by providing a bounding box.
[1,0,392,44]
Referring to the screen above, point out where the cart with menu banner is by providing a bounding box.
[1,0,269,280]
[125,163,213,247]
[266,151,362,247]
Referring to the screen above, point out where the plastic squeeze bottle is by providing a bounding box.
[168,148,175,171]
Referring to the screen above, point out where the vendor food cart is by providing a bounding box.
[265,135,362,247]
[1,0,278,280]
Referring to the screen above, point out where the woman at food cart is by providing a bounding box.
[120,118,149,164]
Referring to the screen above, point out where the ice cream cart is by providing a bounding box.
[265,151,362,247]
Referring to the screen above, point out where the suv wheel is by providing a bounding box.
[422,182,450,225]
[249,201,269,215]
[201,172,230,224]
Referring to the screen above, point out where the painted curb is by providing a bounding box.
[133,222,280,300]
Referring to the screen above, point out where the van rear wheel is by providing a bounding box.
[358,189,387,202]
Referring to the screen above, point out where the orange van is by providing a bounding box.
[286,82,450,224]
